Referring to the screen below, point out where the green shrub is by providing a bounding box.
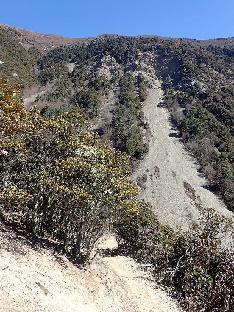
[73,88,100,118]
[112,74,148,158]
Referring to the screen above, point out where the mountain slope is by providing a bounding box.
[1,28,232,235]
[0,24,84,50]
[1,26,234,312]
[33,35,234,212]
[0,24,85,86]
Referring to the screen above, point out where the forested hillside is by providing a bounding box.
[35,36,234,211]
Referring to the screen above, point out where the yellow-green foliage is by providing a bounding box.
[0,79,142,262]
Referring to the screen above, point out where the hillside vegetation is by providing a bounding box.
[1,27,234,312]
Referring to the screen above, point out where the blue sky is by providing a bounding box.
[0,0,233,39]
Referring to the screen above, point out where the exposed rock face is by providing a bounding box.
[95,55,123,81]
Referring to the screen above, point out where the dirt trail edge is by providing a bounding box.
[133,81,233,232]
[0,229,181,312]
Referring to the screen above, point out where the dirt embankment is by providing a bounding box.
[0,226,181,312]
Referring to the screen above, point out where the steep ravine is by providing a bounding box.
[133,80,234,233]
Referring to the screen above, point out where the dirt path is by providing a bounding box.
[133,81,233,232]
[0,228,181,312]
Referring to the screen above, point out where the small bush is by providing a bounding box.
[73,88,100,118]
